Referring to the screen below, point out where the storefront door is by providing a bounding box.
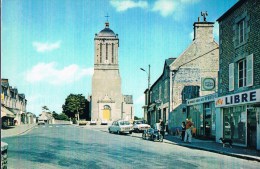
[247,109,257,148]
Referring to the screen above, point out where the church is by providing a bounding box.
[91,21,134,122]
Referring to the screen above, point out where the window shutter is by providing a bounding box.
[246,54,253,86]
[229,63,234,91]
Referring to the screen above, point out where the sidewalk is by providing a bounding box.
[1,124,37,138]
[163,134,260,162]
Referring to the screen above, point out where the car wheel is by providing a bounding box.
[129,131,132,134]
[109,129,111,133]
[117,130,120,135]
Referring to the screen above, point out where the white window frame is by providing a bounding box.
[229,63,234,91]
[238,59,247,88]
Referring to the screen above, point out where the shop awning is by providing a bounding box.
[1,105,15,118]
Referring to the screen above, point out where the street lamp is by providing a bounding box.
[140,64,150,90]
[140,65,151,124]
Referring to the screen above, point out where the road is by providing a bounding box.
[2,124,259,169]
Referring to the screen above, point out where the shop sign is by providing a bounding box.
[201,78,216,91]
[187,93,217,106]
[215,89,260,107]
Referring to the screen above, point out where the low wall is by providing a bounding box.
[54,120,72,125]
[1,142,8,169]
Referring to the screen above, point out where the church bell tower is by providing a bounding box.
[91,22,122,121]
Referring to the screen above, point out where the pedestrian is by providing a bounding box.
[184,118,193,143]
[181,121,186,141]
[159,119,165,139]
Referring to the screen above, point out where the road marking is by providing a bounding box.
[49,126,53,128]
[56,126,59,127]
[43,126,45,128]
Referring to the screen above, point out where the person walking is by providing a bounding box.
[184,118,193,143]
[159,119,165,139]
[181,121,186,141]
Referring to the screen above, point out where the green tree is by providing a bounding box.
[42,106,49,112]
[52,111,59,119]
[62,94,87,121]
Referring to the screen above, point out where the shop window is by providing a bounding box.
[223,106,246,145]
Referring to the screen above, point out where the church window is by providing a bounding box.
[106,43,108,60]
[100,43,102,63]
[112,43,114,63]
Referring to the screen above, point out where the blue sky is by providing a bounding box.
[1,0,238,117]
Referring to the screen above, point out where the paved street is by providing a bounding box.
[1,124,259,169]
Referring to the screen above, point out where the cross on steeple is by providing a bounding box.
[105,14,110,22]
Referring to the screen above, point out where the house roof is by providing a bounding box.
[217,0,246,22]
[150,58,176,90]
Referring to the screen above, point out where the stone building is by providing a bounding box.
[215,0,260,150]
[168,17,219,133]
[91,22,134,122]
[1,79,28,127]
[144,58,176,127]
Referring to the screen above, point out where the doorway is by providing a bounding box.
[247,108,257,148]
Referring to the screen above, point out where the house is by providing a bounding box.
[145,58,176,127]
[215,0,260,150]
[1,79,27,126]
[38,111,55,124]
[168,16,219,134]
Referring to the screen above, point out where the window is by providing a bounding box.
[238,59,247,88]
[100,43,102,63]
[112,43,114,63]
[106,43,108,60]
[238,20,245,44]
[159,85,161,100]
[164,80,167,98]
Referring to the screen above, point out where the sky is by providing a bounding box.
[1,0,238,117]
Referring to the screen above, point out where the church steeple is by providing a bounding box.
[94,22,119,66]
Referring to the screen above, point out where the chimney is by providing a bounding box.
[193,12,214,42]
[193,21,214,42]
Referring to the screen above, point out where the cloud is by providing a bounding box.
[110,0,148,12]
[25,62,93,85]
[152,0,176,17]
[33,41,61,52]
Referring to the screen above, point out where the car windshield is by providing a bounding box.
[119,121,130,125]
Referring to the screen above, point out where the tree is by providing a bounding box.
[42,106,49,112]
[62,94,87,120]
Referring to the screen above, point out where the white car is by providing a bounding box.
[90,119,97,125]
[133,120,150,133]
[38,120,45,125]
[108,120,133,134]
[101,119,108,125]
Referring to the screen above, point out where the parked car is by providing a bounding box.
[108,120,133,134]
[133,120,150,133]
[38,120,45,125]
[90,119,97,125]
[101,119,108,125]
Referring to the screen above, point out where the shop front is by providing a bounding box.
[215,89,260,150]
[187,93,217,139]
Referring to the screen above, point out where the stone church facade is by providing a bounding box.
[91,22,134,122]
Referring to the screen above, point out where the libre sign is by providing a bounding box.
[215,89,260,107]
[201,78,216,91]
